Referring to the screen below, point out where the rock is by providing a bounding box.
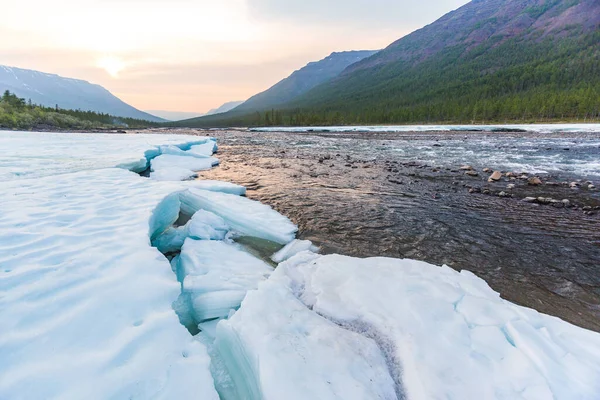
[507,184,515,189]
[488,171,502,182]
[482,189,491,194]
[519,175,529,180]
[459,165,473,171]
[562,199,571,207]
[569,182,579,189]
[465,170,479,177]
[537,197,548,204]
[498,191,508,197]
[345,164,352,167]
[589,184,596,190]
[523,197,537,203]
[528,177,542,186]
[482,168,492,173]
[545,182,560,186]
[583,206,592,211]
[505,172,515,178]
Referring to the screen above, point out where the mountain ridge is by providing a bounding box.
[0,65,165,122]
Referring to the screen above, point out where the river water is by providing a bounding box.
[191,129,600,331]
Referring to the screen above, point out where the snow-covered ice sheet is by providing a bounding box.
[179,188,297,244]
[224,253,600,400]
[0,131,214,180]
[0,168,219,399]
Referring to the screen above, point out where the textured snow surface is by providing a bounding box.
[224,253,600,400]
[0,131,215,180]
[179,188,298,244]
[0,169,219,399]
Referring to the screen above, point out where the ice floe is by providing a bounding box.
[179,188,298,244]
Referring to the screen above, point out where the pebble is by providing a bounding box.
[523,197,537,203]
[507,184,515,189]
[483,168,492,173]
[465,170,479,177]
[528,177,542,186]
[488,171,502,182]
[562,199,571,206]
[498,191,509,197]
[460,165,473,171]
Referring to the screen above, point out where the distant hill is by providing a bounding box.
[144,110,202,121]
[0,65,165,122]
[232,50,379,112]
[178,0,600,127]
[205,101,245,116]
[175,50,378,126]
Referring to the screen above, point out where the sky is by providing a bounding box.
[1,0,469,115]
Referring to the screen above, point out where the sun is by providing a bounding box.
[97,56,126,78]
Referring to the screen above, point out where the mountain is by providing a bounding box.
[0,65,165,122]
[286,0,600,124]
[144,110,202,121]
[179,0,600,127]
[175,50,378,126]
[232,50,379,113]
[205,101,245,116]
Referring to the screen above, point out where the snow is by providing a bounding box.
[176,240,273,323]
[0,131,213,180]
[0,168,219,400]
[252,123,600,134]
[179,188,298,244]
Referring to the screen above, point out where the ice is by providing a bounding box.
[215,270,398,400]
[189,140,218,156]
[179,188,297,244]
[271,239,319,263]
[253,253,600,400]
[189,180,246,196]
[175,239,273,322]
[150,154,219,181]
[0,168,219,399]
[0,131,213,180]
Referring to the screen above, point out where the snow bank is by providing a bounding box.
[179,188,297,244]
[0,168,219,399]
[224,253,599,400]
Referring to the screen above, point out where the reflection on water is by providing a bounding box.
[200,130,600,332]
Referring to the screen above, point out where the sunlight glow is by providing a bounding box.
[97,56,126,78]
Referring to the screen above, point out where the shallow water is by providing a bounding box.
[199,129,600,332]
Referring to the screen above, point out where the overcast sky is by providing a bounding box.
[1,0,468,114]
